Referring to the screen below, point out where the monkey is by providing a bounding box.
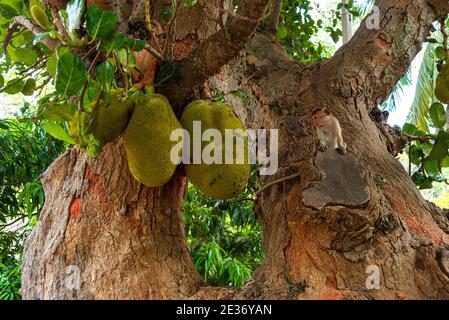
[312,108,347,154]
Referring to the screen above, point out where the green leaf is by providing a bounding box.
[423,157,441,177]
[7,47,38,66]
[36,103,77,121]
[64,0,85,39]
[21,78,36,96]
[409,145,424,165]
[429,130,449,161]
[435,46,446,60]
[86,5,117,41]
[94,60,115,92]
[0,74,4,88]
[402,123,418,135]
[122,37,146,52]
[98,32,125,53]
[277,24,288,40]
[0,4,18,21]
[5,79,25,94]
[55,51,87,97]
[429,102,446,129]
[46,53,57,77]
[161,9,172,22]
[43,122,74,144]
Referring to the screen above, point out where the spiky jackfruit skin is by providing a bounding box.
[180,100,250,200]
[124,94,181,187]
[436,63,449,104]
[88,89,135,145]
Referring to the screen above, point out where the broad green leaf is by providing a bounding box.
[94,59,115,92]
[21,78,36,96]
[55,51,87,97]
[64,0,85,39]
[36,103,77,121]
[435,46,446,60]
[123,37,146,52]
[46,53,57,76]
[277,24,288,40]
[0,4,17,22]
[5,78,25,94]
[99,32,125,53]
[86,5,116,41]
[43,122,74,144]
[0,74,4,88]
[402,123,418,135]
[429,102,446,129]
[86,78,101,104]
[7,47,38,66]
[441,155,449,168]
[423,157,441,177]
[409,145,424,166]
[429,130,449,161]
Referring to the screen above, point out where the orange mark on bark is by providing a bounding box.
[85,165,108,203]
[396,293,406,300]
[383,185,449,245]
[69,197,81,220]
[319,274,345,300]
[375,36,390,52]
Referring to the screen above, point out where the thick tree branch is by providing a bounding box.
[321,0,449,111]
[266,0,283,36]
[4,16,60,51]
[160,0,270,109]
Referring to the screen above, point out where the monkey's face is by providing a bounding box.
[312,110,328,128]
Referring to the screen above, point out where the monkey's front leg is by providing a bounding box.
[336,135,347,154]
[317,131,328,152]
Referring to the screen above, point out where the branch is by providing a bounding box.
[427,0,449,12]
[266,0,283,36]
[4,16,60,51]
[321,0,449,109]
[160,0,270,109]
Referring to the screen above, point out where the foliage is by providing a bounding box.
[183,167,263,288]
[0,119,66,299]
[276,0,360,63]
[0,1,146,157]
[402,19,449,190]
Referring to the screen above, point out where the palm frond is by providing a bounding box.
[407,43,437,132]
[381,69,413,112]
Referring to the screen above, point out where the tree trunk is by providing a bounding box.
[21,0,449,299]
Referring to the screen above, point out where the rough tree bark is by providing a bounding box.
[21,0,449,299]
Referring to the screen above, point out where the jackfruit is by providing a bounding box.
[124,94,182,187]
[68,89,134,157]
[30,5,49,30]
[180,100,250,200]
[87,89,135,145]
[436,63,449,104]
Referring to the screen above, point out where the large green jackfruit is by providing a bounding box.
[68,89,134,157]
[124,94,182,187]
[88,89,135,145]
[436,63,449,104]
[180,100,250,200]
